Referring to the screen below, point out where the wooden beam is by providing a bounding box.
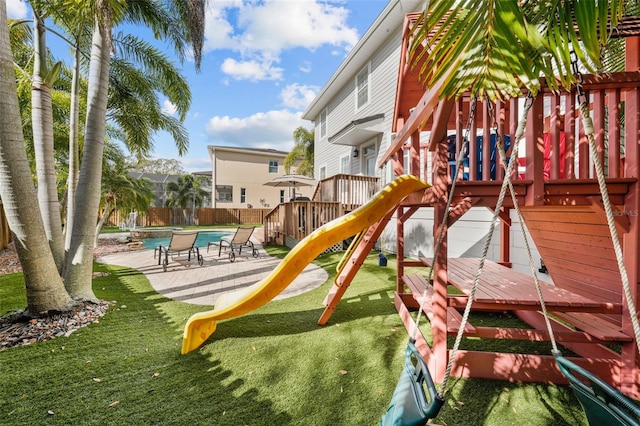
[448,197,475,226]
[379,76,446,167]
[427,98,456,151]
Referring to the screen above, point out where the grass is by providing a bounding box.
[0,247,587,425]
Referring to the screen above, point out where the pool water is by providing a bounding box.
[142,231,233,250]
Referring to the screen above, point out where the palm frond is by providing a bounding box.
[412,0,629,100]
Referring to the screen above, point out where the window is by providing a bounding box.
[319,109,327,138]
[240,188,246,203]
[280,190,285,203]
[216,185,233,202]
[340,155,350,174]
[268,160,278,173]
[356,63,370,110]
[319,166,326,180]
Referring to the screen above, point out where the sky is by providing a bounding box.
[6,0,390,172]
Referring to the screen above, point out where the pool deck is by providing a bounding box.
[96,232,328,306]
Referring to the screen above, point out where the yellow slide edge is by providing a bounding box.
[181,175,429,354]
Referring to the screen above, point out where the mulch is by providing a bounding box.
[0,238,132,351]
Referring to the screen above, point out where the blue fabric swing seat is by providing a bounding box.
[380,340,444,426]
[555,354,640,426]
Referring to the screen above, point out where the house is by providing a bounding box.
[302,0,544,275]
[208,146,312,209]
[129,171,212,208]
[304,0,422,183]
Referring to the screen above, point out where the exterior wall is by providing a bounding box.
[313,26,406,180]
[380,207,552,282]
[307,1,547,282]
[209,147,313,209]
[128,172,212,208]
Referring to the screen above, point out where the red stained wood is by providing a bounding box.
[520,206,624,300]
[442,258,609,310]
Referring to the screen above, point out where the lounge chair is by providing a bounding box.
[207,226,258,262]
[154,231,204,272]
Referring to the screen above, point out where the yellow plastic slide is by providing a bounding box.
[181,174,429,354]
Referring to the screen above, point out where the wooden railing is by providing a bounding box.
[263,200,343,245]
[395,72,640,189]
[314,174,380,211]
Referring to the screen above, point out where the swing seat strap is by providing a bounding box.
[380,341,444,426]
[555,354,640,426]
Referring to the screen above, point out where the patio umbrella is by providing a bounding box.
[264,173,317,199]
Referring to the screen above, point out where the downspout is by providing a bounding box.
[211,147,216,208]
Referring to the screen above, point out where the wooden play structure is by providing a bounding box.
[321,12,640,400]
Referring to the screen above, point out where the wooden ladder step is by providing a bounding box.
[402,274,430,293]
[553,312,632,342]
[447,307,476,334]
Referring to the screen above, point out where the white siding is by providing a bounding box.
[314,24,405,180]
[379,207,551,282]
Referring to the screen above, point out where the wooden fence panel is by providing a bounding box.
[0,201,10,250]
[146,208,171,226]
[107,207,269,227]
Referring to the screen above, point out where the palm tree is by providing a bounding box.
[412,1,635,101]
[0,0,204,314]
[31,5,65,271]
[284,126,314,177]
[64,0,206,300]
[165,174,208,225]
[96,144,154,241]
[0,1,73,312]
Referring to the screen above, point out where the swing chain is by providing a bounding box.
[571,50,588,106]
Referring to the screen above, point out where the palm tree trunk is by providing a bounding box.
[64,8,112,301]
[32,11,65,272]
[95,199,115,244]
[65,22,83,253]
[0,2,72,313]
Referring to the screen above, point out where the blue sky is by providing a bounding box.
[7,0,389,172]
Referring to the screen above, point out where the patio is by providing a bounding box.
[96,234,328,305]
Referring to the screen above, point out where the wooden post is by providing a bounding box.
[469,97,478,181]
[621,36,640,398]
[564,91,576,179]
[482,98,491,180]
[550,94,562,179]
[431,141,450,382]
[593,90,606,176]
[525,95,545,205]
[607,89,621,178]
[396,206,405,292]
[411,131,420,178]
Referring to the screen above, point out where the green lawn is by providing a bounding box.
[0,248,586,425]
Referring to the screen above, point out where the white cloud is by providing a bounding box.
[161,100,177,116]
[220,57,283,81]
[279,83,319,110]
[205,1,359,81]
[233,1,359,53]
[298,61,312,73]
[6,0,28,19]
[205,109,309,151]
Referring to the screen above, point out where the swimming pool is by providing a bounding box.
[142,231,233,250]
